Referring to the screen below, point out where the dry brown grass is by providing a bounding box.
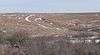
[0,13,100,55]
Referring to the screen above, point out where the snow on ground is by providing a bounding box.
[37,23,52,29]
[89,20,100,23]
[25,15,34,22]
[85,40,92,43]
[37,23,61,30]
[18,17,21,19]
[95,39,100,43]
[89,36,99,39]
[50,22,53,25]
[34,17,62,30]
[56,28,61,30]
[2,30,7,33]
[35,18,42,22]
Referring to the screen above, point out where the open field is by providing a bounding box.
[0,13,100,55]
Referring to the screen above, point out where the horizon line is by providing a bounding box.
[0,9,100,13]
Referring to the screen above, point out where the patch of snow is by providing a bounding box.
[37,24,48,28]
[34,18,62,30]
[35,18,42,22]
[95,39,100,43]
[70,39,81,43]
[85,40,92,43]
[56,28,61,30]
[50,23,53,25]
[18,17,21,19]
[89,36,98,39]
[70,40,76,43]
[88,29,92,31]
[2,30,6,33]
[25,15,34,22]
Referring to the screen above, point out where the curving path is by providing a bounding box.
[24,15,62,30]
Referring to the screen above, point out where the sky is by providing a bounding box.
[0,0,100,12]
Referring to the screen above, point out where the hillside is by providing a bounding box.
[0,13,100,55]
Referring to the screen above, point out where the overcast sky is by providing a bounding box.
[0,0,100,12]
